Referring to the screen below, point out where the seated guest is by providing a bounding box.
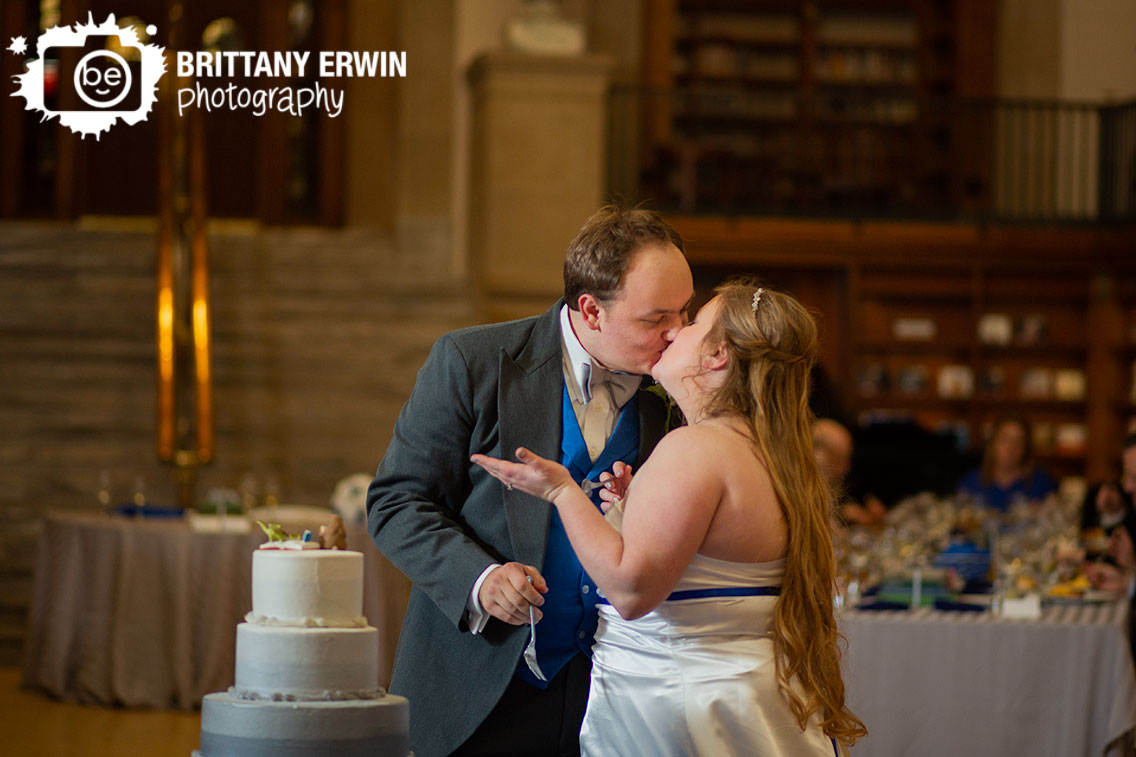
[1086,526,1136,593]
[1081,480,1133,535]
[1088,433,1136,673]
[813,418,886,526]
[1088,433,1136,590]
[957,416,1056,512]
[1126,429,1136,507]
[1080,480,1134,565]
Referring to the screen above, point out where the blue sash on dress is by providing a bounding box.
[596,586,781,605]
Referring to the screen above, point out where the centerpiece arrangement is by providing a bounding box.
[835,492,1113,614]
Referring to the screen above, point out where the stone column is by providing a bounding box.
[467,51,613,322]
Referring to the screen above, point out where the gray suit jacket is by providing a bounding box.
[367,301,668,757]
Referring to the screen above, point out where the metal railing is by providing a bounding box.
[607,86,1136,224]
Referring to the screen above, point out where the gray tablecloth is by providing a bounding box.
[842,601,1136,756]
[20,511,410,710]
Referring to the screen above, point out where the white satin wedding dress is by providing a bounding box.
[580,554,842,757]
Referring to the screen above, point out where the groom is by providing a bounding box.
[367,206,693,756]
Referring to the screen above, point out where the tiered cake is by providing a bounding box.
[195,544,410,757]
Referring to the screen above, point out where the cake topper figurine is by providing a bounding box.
[257,520,298,543]
[256,514,347,550]
[319,514,348,550]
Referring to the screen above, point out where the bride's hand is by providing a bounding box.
[597,461,633,514]
[471,448,576,504]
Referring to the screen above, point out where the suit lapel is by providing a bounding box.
[498,304,564,568]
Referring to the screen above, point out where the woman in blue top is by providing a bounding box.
[957,416,1057,511]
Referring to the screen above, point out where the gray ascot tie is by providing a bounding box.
[580,363,641,461]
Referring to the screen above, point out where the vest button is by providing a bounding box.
[578,631,587,639]
[581,585,590,594]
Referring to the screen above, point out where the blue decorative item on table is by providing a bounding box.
[862,576,951,608]
[111,503,184,518]
[932,538,991,584]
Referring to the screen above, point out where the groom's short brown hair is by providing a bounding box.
[563,206,685,310]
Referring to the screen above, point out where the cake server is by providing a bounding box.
[523,576,547,682]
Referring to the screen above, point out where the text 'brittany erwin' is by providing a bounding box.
[175,50,407,79]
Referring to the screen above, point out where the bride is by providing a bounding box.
[472,278,865,755]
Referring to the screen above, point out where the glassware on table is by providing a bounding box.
[97,471,112,513]
[240,473,259,512]
[263,476,280,515]
[132,475,147,517]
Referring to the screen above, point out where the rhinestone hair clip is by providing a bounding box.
[751,287,765,312]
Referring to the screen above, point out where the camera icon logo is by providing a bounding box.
[47,34,143,113]
[10,13,166,139]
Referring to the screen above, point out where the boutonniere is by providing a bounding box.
[645,382,685,432]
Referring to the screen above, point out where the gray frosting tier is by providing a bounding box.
[197,692,410,757]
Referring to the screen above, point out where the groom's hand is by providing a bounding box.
[479,562,547,626]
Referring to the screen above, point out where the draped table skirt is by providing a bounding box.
[841,600,1136,757]
[20,510,410,710]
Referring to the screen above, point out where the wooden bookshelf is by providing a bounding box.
[1115,279,1136,440]
[665,215,1134,484]
[641,0,996,213]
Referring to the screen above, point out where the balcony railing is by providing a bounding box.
[608,86,1136,225]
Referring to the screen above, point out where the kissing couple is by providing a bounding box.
[368,206,865,756]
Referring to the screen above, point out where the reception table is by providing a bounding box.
[21,510,410,710]
[841,600,1136,756]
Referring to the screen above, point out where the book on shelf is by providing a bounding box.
[816,48,913,83]
[1032,421,1056,454]
[1015,313,1050,346]
[935,419,971,452]
[896,364,929,395]
[977,366,1007,398]
[892,316,936,341]
[1054,423,1087,456]
[687,14,797,41]
[695,43,736,77]
[1130,360,1136,404]
[856,362,889,397]
[857,408,915,427]
[977,313,1013,346]
[1053,369,1086,402]
[1020,367,1054,400]
[937,364,974,399]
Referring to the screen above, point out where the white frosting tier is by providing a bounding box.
[233,623,381,700]
[250,549,364,627]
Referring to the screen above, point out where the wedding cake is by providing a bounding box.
[194,541,410,756]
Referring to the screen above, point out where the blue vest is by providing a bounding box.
[513,385,640,688]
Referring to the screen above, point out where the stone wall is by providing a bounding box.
[0,221,476,664]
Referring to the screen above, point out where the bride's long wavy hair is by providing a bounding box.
[701,277,866,745]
